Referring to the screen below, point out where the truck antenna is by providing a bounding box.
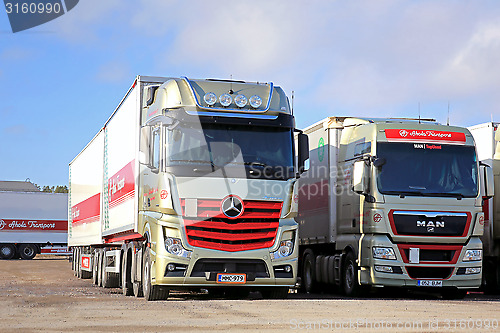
[291,90,295,116]
[418,102,421,124]
[447,102,450,126]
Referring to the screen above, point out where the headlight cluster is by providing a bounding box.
[165,237,191,259]
[271,240,294,260]
[372,247,396,260]
[463,249,482,261]
[203,92,262,109]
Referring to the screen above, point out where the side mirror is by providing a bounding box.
[297,133,309,174]
[480,164,494,198]
[353,160,368,194]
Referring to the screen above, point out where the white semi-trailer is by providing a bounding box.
[0,181,69,259]
[297,117,493,298]
[69,75,308,300]
[468,122,500,292]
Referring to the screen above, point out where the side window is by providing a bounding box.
[151,127,160,170]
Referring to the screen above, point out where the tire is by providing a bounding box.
[321,256,329,284]
[101,249,119,288]
[327,256,336,285]
[97,249,103,287]
[133,281,144,298]
[92,250,99,285]
[19,244,37,260]
[72,248,76,271]
[0,244,16,260]
[121,250,133,296]
[302,250,317,293]
[342,251,367,297]
[316,255,324,284]
[76,248,82,278]
[142,247,169,301]
[261,287,289,299]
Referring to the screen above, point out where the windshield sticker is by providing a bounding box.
[385,129,466,144]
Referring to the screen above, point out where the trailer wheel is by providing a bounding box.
[97,249,103,287]
[0,244,16,260]
[92,250,99,285]
[142,247,169,301]
[302,249,317,293]
[101,250,119,288]
[121,250,133,296]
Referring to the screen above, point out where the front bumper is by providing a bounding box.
[358,235,482,289]
[150,222,298,288]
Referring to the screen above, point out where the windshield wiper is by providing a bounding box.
[243,161,269,167]
[381,190,425,198]
[171,159,218,171]
[422,192,465,200]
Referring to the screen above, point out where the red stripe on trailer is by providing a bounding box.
[72,193,101,225]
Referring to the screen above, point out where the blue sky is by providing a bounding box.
[1,0,500,187]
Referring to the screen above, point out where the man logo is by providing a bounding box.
[0,220,5,230]
[5,0,80,33]
[417,220,444,233]
[221,195,244,219]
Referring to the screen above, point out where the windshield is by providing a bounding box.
[376,142,478,198]
[165,123,294,178]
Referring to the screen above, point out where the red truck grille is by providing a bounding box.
[181,199,282,252]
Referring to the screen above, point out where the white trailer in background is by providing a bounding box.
[468,122,500,292]
[0,181,69,259]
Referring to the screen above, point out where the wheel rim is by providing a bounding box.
[144,259,150,296]
[346,263,354,290]
[1,246,12,257]
[23,246,34,257]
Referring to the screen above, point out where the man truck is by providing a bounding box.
[297,117,493,298]
[69,75,309,300]
[468,122,499,292]
[0,181,69,259]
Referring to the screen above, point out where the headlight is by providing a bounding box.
[204,92,217,106]
[219,93,232,107]
[165,237,191,259]
[271,240,294,260]
[372,247,396,260]
[463,249,482,261]
[249,95,262,108]
[234,94,248,108]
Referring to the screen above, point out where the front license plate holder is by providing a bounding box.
[417,280,443,287]
[216,273,246,284]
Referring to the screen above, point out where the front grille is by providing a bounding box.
[403,249,456,262]
[406,267,454,279]
[190,259,269,280]
[181,199,282,252]
[390,211,470,237]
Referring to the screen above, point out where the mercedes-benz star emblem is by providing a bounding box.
[221,195,244,219]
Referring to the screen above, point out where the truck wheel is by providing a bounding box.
[121,250,133,296]
[342,251,367,297]
[302,250,317,293]
[0,244,16,260]
[261,287,289,299]
[133,281,143,298]
[142,247,169,301]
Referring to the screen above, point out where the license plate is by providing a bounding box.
[417,280,443,287]
[216,273,246,284]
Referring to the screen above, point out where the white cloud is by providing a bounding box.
[95,60,132,83]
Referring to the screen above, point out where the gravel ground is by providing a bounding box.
[0,257,499,333]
